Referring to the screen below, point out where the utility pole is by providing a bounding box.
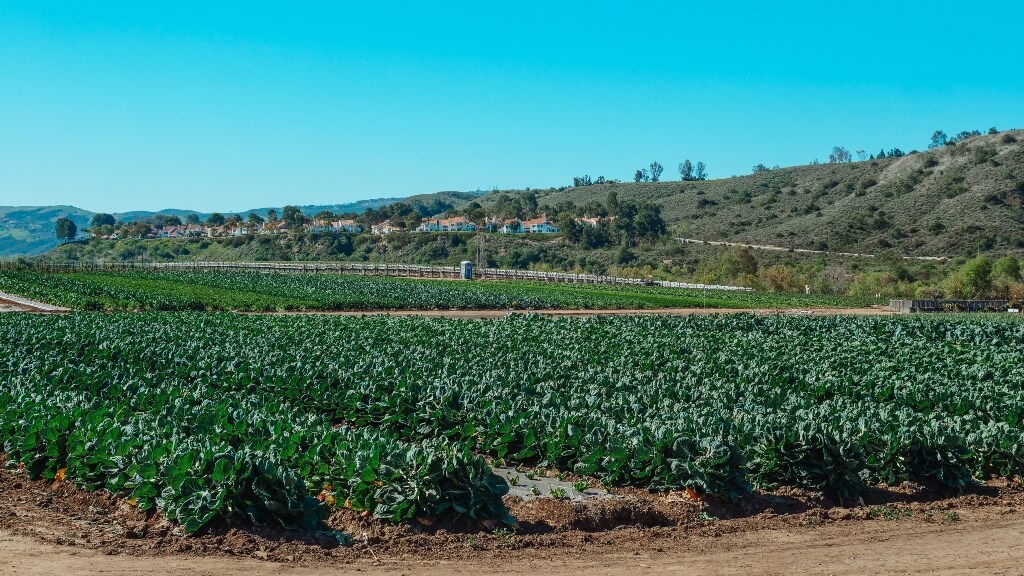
[477,226,485,271]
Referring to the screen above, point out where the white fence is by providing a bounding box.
[1,260,752,292]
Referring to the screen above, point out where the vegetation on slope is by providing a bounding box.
[491,129,1024,257]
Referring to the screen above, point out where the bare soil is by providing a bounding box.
[2,465,1022,575]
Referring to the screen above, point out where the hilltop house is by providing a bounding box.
[498,219,524,234]
[371,220,404,235]
[416,216,477,232]
[306,219,363,234]
[521,214,559,233]
[575,216,615,228]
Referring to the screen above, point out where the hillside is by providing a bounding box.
[13,130,1024,263]
[0,206,94,258]
[486,129,1024,258]
[0,192,477,257]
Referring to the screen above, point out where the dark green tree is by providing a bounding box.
[929,130,948,149]
[91,213,115,228]
[282,205,305,228]
[679,159,694,181]
[649,161,663,182]
[54,217,77,242]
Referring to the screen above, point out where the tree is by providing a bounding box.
[462,201,485,224]
[185,213,201,225]
[678,159,694,181]
[606,190,620,217]
[128,221,151,238]
[856,149,868,161]
[877,148,887,159]
[988,127,998,135]
[828,146,852,163]
[649,161,663,182]
[91,213,115,228]
[632,202,667,241]
[247,212,265,226]
[54,217,77,242]
[521,191,539,216]
[315,210,335,222]
[206,213,226,226]
[282,205,305,228]
[227,214,243,226]
[929,130,948,149]
[266,209,278,223]
[993,255,1021,282]
[634,168,650,182]
[752,163,771,173]
[695,161,707,181]
[945,256,993,298]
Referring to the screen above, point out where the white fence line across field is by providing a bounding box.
[0,260,753,292]
[0,290,71,312]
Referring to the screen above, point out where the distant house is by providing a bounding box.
[575,216,614,228]
[416,216,477,232]
[266,221,290,235]
[371,220,404,235]
[498,219,524,234]
[416,219,444,232]
[306,219,363,234]
[158,225,183,238]
[521,214,559,233]
[337,219,362,233]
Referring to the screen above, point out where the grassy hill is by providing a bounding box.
[0,193,478,257]
[0,206,94,258]
[479,129,1024,258]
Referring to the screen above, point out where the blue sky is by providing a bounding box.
[1,1,1022,213]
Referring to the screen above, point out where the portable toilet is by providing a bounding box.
[460,260,474,280]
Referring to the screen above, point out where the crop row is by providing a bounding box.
[3,313,1022,535]
[0,270,874,311]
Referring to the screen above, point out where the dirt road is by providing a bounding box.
[4,509,1023,576]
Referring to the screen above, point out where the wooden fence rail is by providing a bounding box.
[0,260,752,292]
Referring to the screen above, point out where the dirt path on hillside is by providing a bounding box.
[4,510,1024,576]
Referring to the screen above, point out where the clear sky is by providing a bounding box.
[2,1,1022,213]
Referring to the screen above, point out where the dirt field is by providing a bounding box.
[4,505,1023,575]
[2,466,1022,575]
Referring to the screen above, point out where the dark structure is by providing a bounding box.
[889,299,1009,313]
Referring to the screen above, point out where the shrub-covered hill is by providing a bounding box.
[491,129,1024,258]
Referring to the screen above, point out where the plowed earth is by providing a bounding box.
[2,465,1022,575]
